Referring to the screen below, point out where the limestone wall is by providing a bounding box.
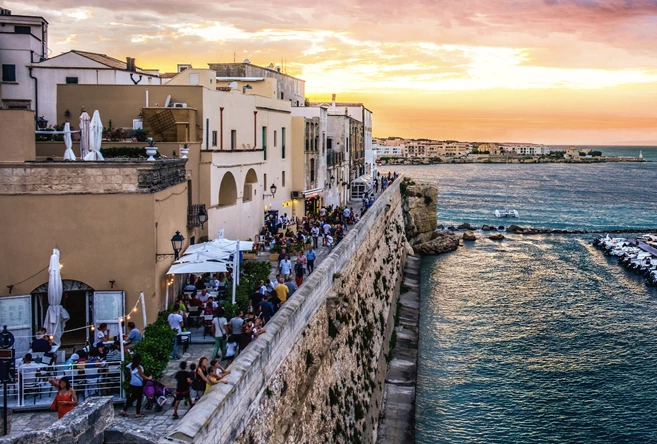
[170,179,407,444]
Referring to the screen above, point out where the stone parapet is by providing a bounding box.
[0,159,187,195]
[0,397,114,444]
[169,178,407,444]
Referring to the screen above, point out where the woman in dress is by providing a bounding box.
[193,356,215,400]
[49,377,77,419]
[120,354,152,418]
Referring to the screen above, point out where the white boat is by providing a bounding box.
[495,209,519,218]
[495,156,519,218]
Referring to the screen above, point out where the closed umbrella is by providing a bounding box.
[83,110,104,161]
[79,109,91,159]
[63,122,76,161]
[43,249,70,345]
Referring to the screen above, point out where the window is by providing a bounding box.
[2,65,16,83]
[274,130,277,147]
[327,138,333,150]
[281,127,286,159]
[14,26,31,34]
[65,77,78,84]
[322,132,326,154]
[280,92,284,100]
[310,158,315,183]
[264,174,267,192]
[262,126,267,160]
[212,131,218,147]
[282,171,286,187]
[231,130,237,150]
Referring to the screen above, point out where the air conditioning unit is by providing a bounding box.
[172,103,188,108]
[291,191,302,199]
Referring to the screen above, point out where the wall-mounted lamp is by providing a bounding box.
[263,183,278,199]
[156,231,185,261]
[197,205,208,229]
[243,84,253,94]
[6,285,13,295]
[64,109,71,119]
[109,280,116,289]
[36,116,48,130]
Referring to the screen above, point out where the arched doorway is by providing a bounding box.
[31,280,94,347]
[243,168,258,202]
[218,172,237,206]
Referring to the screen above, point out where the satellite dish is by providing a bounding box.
[164,95,171,107]
[267,63,275,69]
[243,59,250,64]
[228,81,238,90]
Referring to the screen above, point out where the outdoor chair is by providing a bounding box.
[202,315,213,338]
[188,305,200,328]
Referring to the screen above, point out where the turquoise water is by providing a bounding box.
[388,161,657,231]
[381,159,657,443]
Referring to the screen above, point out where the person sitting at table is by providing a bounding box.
[94,342,108,360]
[206,296,218,309]
[188,293,203,308]
[125,322,142,349]
[105,344,122,361]
[212,275,221,291]
[95,323,110,344]
[198,289,210,304]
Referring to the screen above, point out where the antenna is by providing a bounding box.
[233,51,236,63]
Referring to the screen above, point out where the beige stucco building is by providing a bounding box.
[0,108,190,351]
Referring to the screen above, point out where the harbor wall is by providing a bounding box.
[170,178,408,443]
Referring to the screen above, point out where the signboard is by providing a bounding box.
[0,295,31,353]
[93,291,125,339]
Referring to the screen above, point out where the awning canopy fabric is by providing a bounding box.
[167,261,228,275]
[351,175,373,184]
[183,239,253,255]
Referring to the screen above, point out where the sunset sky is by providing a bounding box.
[11,0,657,145]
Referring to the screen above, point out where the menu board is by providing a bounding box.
[93,291,125,338]
[0,295,31,328]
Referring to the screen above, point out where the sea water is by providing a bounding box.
[382,158,657,443]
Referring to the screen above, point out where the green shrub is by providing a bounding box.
[221,261,271,319]
[125,310,177,382]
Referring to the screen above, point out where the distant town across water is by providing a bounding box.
[373,138,656,163]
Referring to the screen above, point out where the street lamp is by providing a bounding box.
[197,205,208,228]
[171,231,185,260]
[270,183,277,198]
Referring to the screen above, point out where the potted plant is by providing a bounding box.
[180,143,190,159]
[269,243,282,261]
[145,138,158,161]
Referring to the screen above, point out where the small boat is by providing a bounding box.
[495,155,519,218]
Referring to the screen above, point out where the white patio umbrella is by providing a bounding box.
[175,251,232,264]
[79,110,91,159]
[167,261,229,275]
[184,239,254,255]
[63,122,76,161]
[43,249,70,344]
[83,110,104,161]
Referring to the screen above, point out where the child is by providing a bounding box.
[172,361,194,419]
[187,363,197,404]
[224,335,238,365]
[208,359,230,387]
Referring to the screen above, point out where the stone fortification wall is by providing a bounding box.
[170,180,407,444]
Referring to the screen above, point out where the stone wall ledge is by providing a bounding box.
[169,178,403,444]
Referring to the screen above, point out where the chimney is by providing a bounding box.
[126,57,132,71]
[331,94,336,108]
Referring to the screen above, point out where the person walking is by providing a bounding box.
[168,304,184,360]
[172,361,194,419]
[211,307,228,360]
[279,255,292,280]
[49,377,77,419]
[306,247,316,274]
[228,311,244,354]
[294,258,305,287]
[311,224,320,249]
[120,354,152,418]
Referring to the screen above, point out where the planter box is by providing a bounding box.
[243,253,257,260]
[269,253,279,261]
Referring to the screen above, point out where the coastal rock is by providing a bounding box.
[402,181,439,245]
[507,225,523,233]
[457,223,472,230]
[463,231,476,241]
[481,225,493,231]
[413,232,460,255]
[489,233,505,240]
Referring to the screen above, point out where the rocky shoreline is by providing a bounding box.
[439,223,657,236]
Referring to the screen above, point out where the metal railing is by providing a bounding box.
[12,360,124,407]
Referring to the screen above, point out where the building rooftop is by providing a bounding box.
[208,62,305,82]
[34,50,157,76]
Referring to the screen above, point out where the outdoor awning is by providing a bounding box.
[351,175,373,184]
[167,261,228,275]
[184,239,254,255]
[175,252,232,264]
[303,188,324,199]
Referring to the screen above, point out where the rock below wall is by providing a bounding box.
[402,182,439,246]
[413,231,460,255]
